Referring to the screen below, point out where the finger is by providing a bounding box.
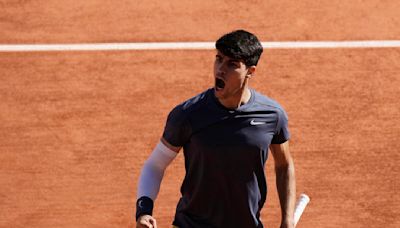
[138,220,152,228]
[149,218,157,228]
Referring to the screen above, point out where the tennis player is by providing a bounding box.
[136,30,296,228]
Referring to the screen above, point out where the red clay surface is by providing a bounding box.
[1,0,400,43]
[1,1,400,228]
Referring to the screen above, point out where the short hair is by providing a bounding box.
[215,30,263,67]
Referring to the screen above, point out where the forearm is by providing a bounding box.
[137,160,165,200]
[275,159,296,227]
[136,141,178,220]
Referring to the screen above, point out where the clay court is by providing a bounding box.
[1,1,399,227]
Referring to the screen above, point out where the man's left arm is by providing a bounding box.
[270,141,296,228]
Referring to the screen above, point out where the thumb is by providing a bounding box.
[138,219,152,228]
[149,217,157,228]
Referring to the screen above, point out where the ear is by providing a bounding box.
[246,66,256,79]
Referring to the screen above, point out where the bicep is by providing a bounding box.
[161,137,181,153]
[269,141,292,167]
[162,105,191,148]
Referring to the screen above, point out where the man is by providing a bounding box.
[136,30,296,228]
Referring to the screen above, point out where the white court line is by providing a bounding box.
[1,41,400,51]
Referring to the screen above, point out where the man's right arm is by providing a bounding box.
[161,137,181,153]
[136,138,181,227]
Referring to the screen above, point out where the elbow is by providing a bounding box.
[143,159,166,175]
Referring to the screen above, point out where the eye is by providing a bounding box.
[228,61,239,68]
[215,55,222,62]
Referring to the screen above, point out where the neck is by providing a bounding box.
[218,79,251,109]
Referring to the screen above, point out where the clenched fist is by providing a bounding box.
[136,215,157,228]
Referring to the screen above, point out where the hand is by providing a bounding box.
[280,220,294,228]
[136,215,157,228]
[280,225,294,228]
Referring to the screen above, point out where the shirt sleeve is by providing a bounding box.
[162,104,191,147]
[271,108,290,144]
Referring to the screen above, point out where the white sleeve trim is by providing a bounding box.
[137,140,178,200]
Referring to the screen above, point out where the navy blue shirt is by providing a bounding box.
[163,88,290,228]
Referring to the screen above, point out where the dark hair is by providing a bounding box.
[215,30,263,67]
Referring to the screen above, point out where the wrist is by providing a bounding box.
[136,196,154,221]
[281,217,294,227]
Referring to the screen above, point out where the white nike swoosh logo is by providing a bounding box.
[250,120,267,125]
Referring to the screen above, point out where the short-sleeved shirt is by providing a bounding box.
[163,88,290,228]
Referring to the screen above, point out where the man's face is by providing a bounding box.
[214,50,253,99]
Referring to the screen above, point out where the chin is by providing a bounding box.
[214,87,227,99]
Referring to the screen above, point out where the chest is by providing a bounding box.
[185,112,278,168]
[192,112,277,146]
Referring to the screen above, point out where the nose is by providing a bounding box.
[215,63,226,77]
[216,70,225,78]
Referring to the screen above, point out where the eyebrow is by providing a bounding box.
[228,59,240,64]
[215,54,241,64]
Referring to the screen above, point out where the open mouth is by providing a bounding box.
[215,78,225,90]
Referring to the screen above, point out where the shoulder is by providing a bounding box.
[169,88,212,118]
[251,89,288,115]
[163,90,212,147]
